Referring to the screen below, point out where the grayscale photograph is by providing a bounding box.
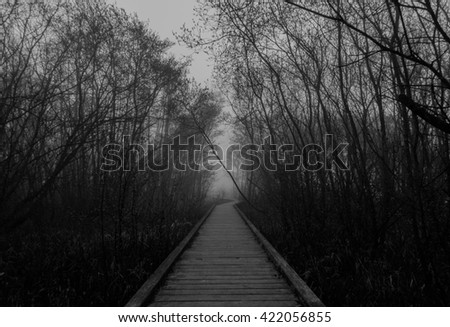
[1,0,449,310]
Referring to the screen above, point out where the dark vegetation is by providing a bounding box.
[1,203,210,306]
[3,0,450,307]
[240,202,449,306]
[183,1,450,306]
[0,1,221,306]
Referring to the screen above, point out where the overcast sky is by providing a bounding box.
[107,1,234,197]
[110,0,213,85]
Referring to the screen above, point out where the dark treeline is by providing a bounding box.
[0,1,221,305]
[182,1,450,305]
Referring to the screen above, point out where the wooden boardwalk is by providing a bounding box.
[149,203,300,307]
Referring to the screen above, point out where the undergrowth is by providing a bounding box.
[0,202,218,306]
[238,203,450,306]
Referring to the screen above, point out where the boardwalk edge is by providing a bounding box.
[125,205,216,307]
[234,204,325,307]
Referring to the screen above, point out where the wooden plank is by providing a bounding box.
[170,271,278,277]
[150,301,299,307]
[177,257,269,261]
[171,266,274,271]
[125,205,215,307]
[157,289,294,295]
[174,262,267,270]
[166,276,283,281]
[160,283,288,290]
[164,278,287,284]
[174,266,271,271]
[182,254,268,259]
[175,262,270,266]
[153,294,298,302]
[183,251,266,255]
[187,248,261,251]
[234,204,325,307]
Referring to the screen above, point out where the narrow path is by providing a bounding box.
[150,202,300,307]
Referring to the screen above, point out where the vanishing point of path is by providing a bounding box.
[149,202,300,307]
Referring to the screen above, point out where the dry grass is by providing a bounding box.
[238,203,450,306]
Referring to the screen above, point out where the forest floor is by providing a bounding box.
[0,198,229,306]
[238,202,450,306]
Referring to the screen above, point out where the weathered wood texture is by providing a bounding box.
[149,202,302,307]
[125,205,215,307]
[234,205,325,307]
